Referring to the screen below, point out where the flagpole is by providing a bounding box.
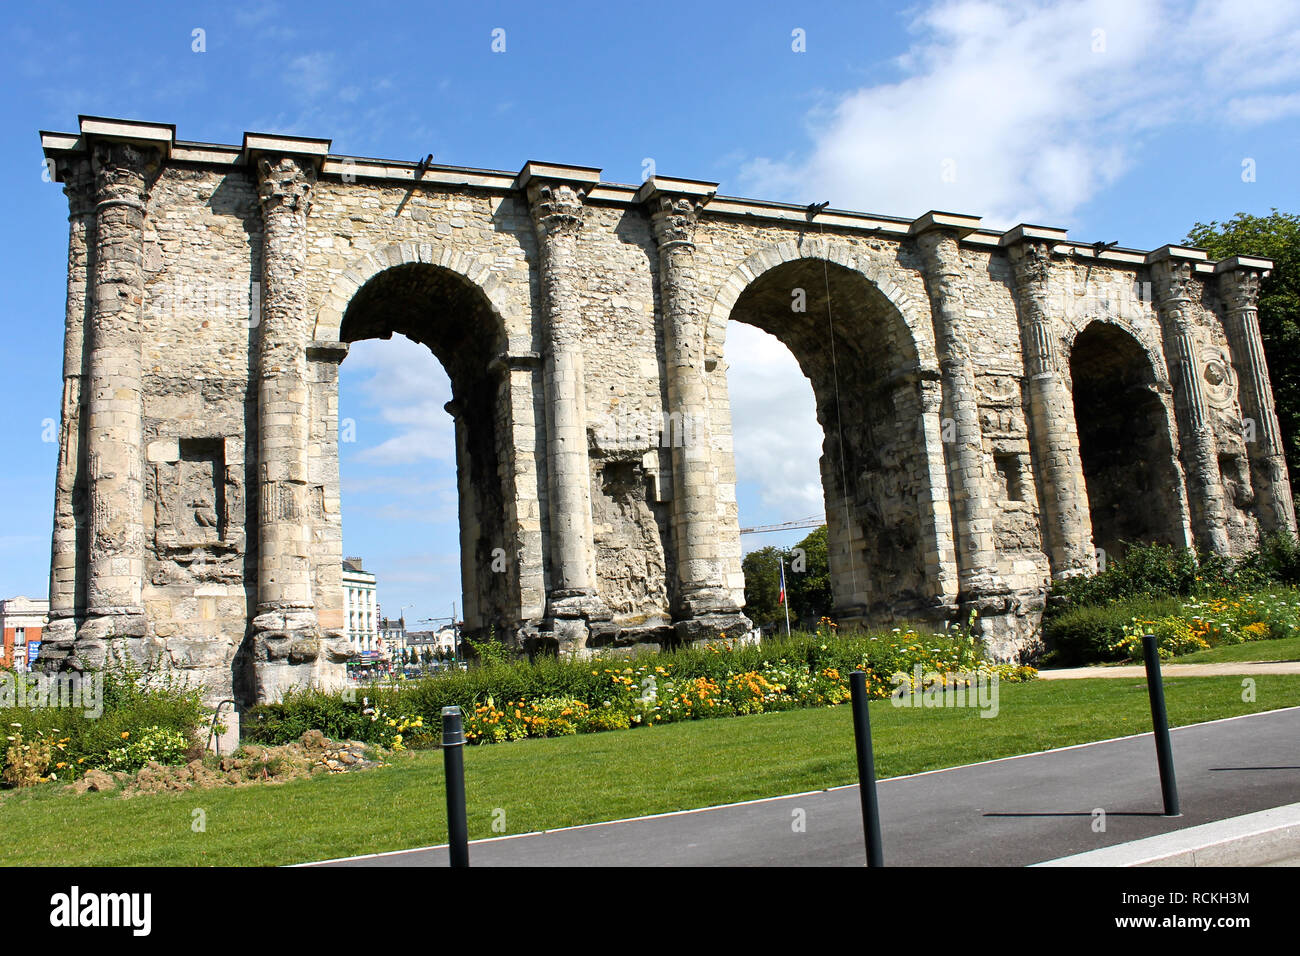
[780,556,791,636]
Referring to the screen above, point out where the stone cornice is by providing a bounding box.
[999,223,1069,248]
[513,161,602,193]
[34,118,1270,270]
[634,176,718,204]
[243,131,332,169]
[909,210,983,238]
[1214,254,1274,276]
[1145,244,1209,266]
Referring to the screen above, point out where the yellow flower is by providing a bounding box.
[120,732,130,739]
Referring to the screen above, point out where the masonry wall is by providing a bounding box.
[138,165,260,702]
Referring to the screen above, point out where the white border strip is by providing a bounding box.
[295,704,1300,866]
[1035,801,1300,867]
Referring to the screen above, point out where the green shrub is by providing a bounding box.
[1050,543,1212,609]
[0,650,206,785]
[1041,597,1185,666]
[1235,532,1300,587]
[1049,536,1300,616]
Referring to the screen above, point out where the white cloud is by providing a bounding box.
[725,324,825,519]
[342,336,455,467]
[723,0,1300,518]
[739,0,1300,226]
[285,52,335,101]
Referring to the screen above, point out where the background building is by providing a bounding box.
[405,625,459,660]
[379,615,407,657]
[342,558,379,656]
[1,596,48,672]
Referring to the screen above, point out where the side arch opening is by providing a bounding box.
[330,262,515,647]
[1069,321,1184,560]
[717,255,947,627]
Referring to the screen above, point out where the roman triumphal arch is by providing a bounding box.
[38,116,1295,705]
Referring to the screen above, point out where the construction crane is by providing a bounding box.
[739,515,825,535]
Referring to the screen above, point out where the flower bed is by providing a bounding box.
[246,626,1038,749]
[1116,589,1300,661]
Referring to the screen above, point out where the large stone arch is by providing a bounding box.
[705,242,958,629]
[305,243,536,647]
[1066,318,1193,558]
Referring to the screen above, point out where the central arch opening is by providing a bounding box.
[337,262,512,645]
[718,255,942,628]
[1069,321,1185,560]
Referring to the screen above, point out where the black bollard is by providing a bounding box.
[849,671,884,866]
[442,706,470,866]
[1141,634,1181,817]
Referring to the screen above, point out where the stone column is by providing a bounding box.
[446,397,482,630]
[45,157,96,658]
[639,180,749,642]
[917,375,962,609]
[521,167,609,650]
[488,351,548,630]
[913,217,1005,613]
[1149,249,1231,554]
[1218,259,1297,535]
[74,140,162,666]
[251,152,346,698]
[1004,228,1097,578]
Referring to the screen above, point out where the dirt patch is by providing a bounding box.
[63,732,387,797]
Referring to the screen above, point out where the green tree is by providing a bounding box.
[786,525,832,625]
[741,525,833,630]
[742,545,784,628]
[1186,210,1300,486]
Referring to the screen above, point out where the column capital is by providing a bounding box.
[61,157,96,221]
[89,140,161,211]
[637,177,717,250]
[1001,224,1068,281]
[1147,245,1209,308]
[912,215,978,282]
[246,133,328,217]
[1215,257,1272,313]
[517,162,602,238]
[255,154,318,215]
[1217,266,1264,313]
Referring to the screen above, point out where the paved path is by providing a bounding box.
[306,706,1300,867]
[1039,661,1300,679]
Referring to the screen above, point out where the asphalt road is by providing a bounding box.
[307,706,1300,867]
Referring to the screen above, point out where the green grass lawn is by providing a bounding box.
[1173,635,1300,664]
[2,676,1296,866]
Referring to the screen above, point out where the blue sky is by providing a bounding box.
[3,0,1299,627]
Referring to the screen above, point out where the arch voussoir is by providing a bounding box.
[311,241,505,342]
